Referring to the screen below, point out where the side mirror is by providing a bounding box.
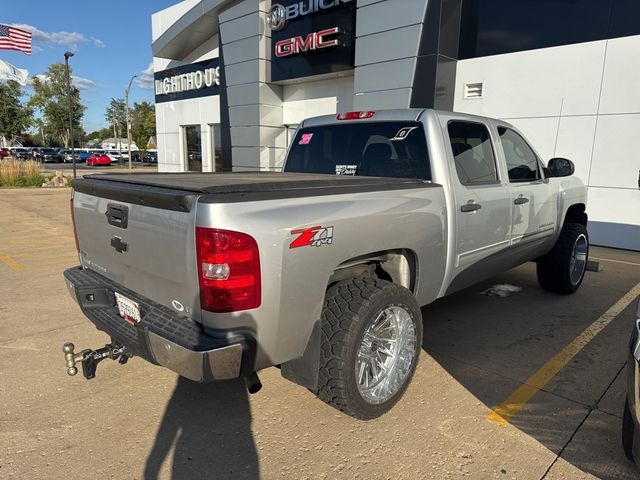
[547,157,574,177]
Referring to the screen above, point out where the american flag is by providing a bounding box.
[0,24,32,55]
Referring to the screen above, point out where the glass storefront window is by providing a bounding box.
[184,125,202,172]
[210,123,222,172]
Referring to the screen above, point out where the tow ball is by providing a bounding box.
[63,342,131,380]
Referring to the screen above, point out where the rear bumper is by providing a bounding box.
[63,266,256,382]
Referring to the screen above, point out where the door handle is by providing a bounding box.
[514,197,530,205]
[461,201,482,213]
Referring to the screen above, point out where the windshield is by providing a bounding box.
[284,121,431,180]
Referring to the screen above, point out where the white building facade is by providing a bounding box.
[151,0,639,250]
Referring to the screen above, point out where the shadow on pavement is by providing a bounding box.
[421,264,638,480]
[144,377,259,480]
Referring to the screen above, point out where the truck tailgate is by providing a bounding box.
[72,177,201,320]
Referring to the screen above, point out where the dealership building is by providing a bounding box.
[151,0,639,250]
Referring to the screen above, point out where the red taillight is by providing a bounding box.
[70,192,80,253]
[195,228,261,313]
[337,111,375,120]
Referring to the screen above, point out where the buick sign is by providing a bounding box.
[268,0,353,31]
[268,4,287,31]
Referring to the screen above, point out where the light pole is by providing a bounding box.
[125,75,136,171]
[64,51,76,179]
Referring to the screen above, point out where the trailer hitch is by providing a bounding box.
[63,342,131,380]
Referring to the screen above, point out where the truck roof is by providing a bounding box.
[300,108,515,130]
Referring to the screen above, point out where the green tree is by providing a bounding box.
[84,127,112,142]
[105,98,126,150]
[29,63,85,147]
[130,101,156,157]
[0,80,33,143]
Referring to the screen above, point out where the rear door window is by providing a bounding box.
[447,121,498,186]
[284,121,431,180]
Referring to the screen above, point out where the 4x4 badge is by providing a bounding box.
[290,226,334,248]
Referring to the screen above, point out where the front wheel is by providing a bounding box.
[314,278,422,420]
[537,222,589,294]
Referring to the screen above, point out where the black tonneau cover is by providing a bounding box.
[72,172,435,212]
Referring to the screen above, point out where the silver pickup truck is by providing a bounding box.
[62,109,588,419]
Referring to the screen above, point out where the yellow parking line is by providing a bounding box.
[487,281,640,426]
[2,244,73,253]
[11,252,77,259]
[591,256,640,268]
[22,260,77,269]
[0,255,24,272]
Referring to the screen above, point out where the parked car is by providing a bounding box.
[143,151,157,163]
[79,151,91,162]
[86,153,111,167]
[106,150,122,164]
[62,109,588,419]
[59,149,81,163]
[623,300,640,466]
[0,148,9,158]
[41,148,63,163]
[10,147,29,159]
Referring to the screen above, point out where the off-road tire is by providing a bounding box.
[623,398,636,461]
[537,222,589,294]
[314,278,422,420]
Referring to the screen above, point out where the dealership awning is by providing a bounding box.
[152,0,230,60]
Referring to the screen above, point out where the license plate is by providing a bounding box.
[115,292,141,325]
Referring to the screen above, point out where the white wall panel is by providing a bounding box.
[282,77,354,124]
[590,113,640,189]
[588,187,640,250]
[553,116,598,185]
[599,36,640,115]
[589,187,640,224]
[454,41,607,118]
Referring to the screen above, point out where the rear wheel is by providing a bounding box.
[623,398,636,461]
[314,278,422,419]
[537,222,588,294]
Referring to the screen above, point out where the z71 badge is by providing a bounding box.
[290,225,334,249]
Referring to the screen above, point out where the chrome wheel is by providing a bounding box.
[355,305,417,405]
[569,234,588,286]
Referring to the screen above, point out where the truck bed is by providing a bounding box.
[72,172,434,211]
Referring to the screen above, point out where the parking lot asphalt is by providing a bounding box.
[0,187,638,480]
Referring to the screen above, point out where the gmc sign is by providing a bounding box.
[274,27,340,58]
[269,0,355,82]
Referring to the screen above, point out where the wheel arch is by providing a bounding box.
[327,248,418,294]
[562,203,588,227]
[281,249,419,391]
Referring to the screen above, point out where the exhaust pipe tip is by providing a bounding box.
[244,372,262,394]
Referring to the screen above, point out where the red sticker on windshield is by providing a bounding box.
[298,133,314,145]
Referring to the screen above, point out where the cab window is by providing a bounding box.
[447,121,498,186]
[498,127,541,182]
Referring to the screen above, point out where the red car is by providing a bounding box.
[0,148,10,158]
[86,153,111,166]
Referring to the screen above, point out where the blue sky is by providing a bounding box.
[2,0,178,133]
